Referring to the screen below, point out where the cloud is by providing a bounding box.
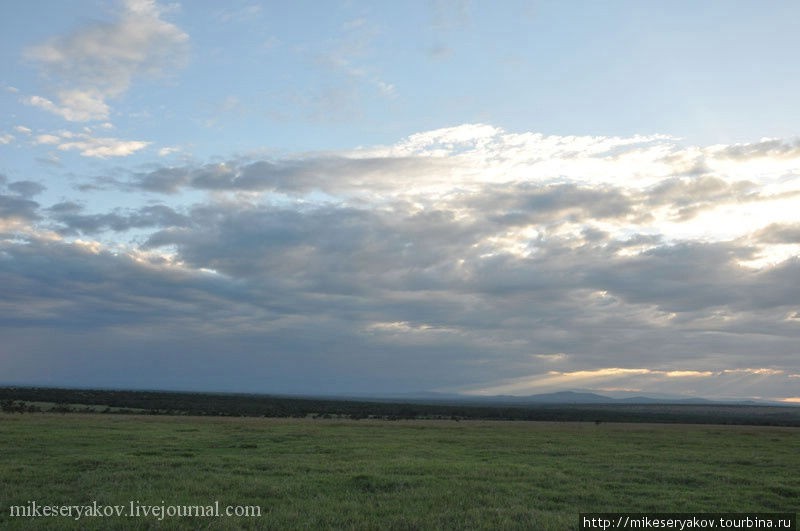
[534,353,567,362]
[133,167,191,193]
[50,204,189,235]
[645,176,757,220]
[0,193,40,223]
[13,126,32,135]
[8,181,46,198]
[119,125,768,200]
[158,146,180,156]
[135,198,798,328]
[129,156,449,194]
[34,134,61,145]
[4,125,800,397]
[57,133,150,158]
[752,223,800,244]
[721,368,783,376]
[115,127,800,254]
[23,0,188,122]
[24,91,111,122]
[0,236,246,331]
[712,138,800,160]
[467,182,637,225]
[0,235,472,393]
[7,203,798,397]
[32,129,149,158]
[0,178,43,226]
[0,134,14,145]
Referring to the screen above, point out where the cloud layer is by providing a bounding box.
[2,126,800,399]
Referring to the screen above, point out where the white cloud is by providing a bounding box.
[13,126,32,135]
[375,80,396,97]
[721,368,783,376]
[0,134,14,145]
[534,353,568,362]
[33,134,61,145]
[23,0,188,122]
[158,146,180,156]
[32,128,149,158]
[24,91,110,122]
[57,134,150,158]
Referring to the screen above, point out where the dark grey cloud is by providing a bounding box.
[0,236,245,329]
[584,242,754,313]
[130,156,447,195]
[47,201,83,214]
[646,176,756,220]
[0,233,492,393]
[3,193,799,397]
[469,183,637,225]
[137,200,800,325]
[143,203,487,295]
[462,175,786,226]
[0,193,40,222]
[8,180,46,198]
[49,203,190,235]
[135,167,191,194]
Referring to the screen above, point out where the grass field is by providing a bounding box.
[0,414,797,530]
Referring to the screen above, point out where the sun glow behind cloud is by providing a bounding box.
[467,367,790,397]
[333,126,800,271]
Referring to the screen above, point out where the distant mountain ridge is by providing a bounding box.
[347,390,793,407]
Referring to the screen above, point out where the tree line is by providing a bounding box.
[1,387,799,426]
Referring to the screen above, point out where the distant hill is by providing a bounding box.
[486,391,615,404]
[350,389,792,407]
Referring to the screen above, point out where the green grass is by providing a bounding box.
[0,414,798,530]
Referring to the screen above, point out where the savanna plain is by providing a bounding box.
[1,413,798,530]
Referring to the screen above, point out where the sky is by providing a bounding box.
[1,0,800,402]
